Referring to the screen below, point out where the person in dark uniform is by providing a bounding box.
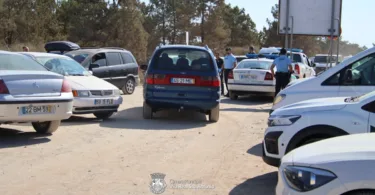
[247,46,256,54]
[270,48,293,97]
[215,52,224,95]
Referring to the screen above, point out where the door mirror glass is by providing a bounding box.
[89,63,100,70]
[140,64,148,71]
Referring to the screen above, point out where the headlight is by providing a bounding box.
[72,90,90,97]
[283,166,337,192]
[273,94,286,105]
[268,115,300,126]
[113,89,121,96]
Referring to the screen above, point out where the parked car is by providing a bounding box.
[271,47,375,114]
[286,52,316,79]
[234,55,248,63]
[44,41,80,54]
[227,58,297,99]
[64,47,139,95]
[0,51,73,134]
[140,45,221,122]
[20,52,123,119]
[313,54,341,74]
[277,133,375,195]
[263,89,375,167]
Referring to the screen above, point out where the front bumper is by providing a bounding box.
[262,142,280,167]
[73,96,123,114]
[262,131,283,167]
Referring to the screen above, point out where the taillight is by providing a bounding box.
[198,76,220,87]
[61,79,72,92]
[228,71,234,79]
[264,72,273,80]
[146,74,169,85]
[146,74,154,84]
[295,64,300,74]
[0,80,9,94]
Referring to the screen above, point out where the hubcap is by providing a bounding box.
[126,79,134,93]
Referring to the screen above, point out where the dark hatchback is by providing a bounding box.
[140,45,221,122]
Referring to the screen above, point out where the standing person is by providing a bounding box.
[270,48,293,97]
[22,46,29,52]
[215,52,224,95]
[248,46,256,54]
[223,47,237,97]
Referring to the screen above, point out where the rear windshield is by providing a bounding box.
[314,56,337,63]
[236,57,247,62]
[286,54,302,63]
[237,60,272,69]
[65,53,89,64]
[0,54,47,71]
[152,49,214,71]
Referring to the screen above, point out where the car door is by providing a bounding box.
[361,99,375,133]
[337,53,375,97]
[105,52,124,87]
[91,53,111,82]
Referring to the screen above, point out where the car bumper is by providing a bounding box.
[228,83,275,93]
[73,96,123,114]
[262,128,286,167]
[146,98,219,111]
[262,142,280,167]
[0,99,73,122]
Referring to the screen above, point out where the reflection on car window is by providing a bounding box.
[65,53,89,64]
[36,57,89,76]
[237,61,272,69]
[153,49,214,71]
[0,54,47,71]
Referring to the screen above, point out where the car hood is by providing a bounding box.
[65,75,118,90]
[272,96,348,115]
[288,134,375,166]
[286,77,315,87]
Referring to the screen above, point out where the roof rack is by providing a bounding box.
[80,47,126,50]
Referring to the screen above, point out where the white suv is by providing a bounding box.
[263,90,375,167]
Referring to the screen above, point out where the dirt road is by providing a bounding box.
[0,87,277,195]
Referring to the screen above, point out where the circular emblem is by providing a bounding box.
[150,173,167,194]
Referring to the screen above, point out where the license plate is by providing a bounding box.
[94,99,114,105]
[21,105,54,115]
[170,78,195,84]
[240,75,257,79]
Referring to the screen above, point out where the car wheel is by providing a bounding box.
[122,77,135,95]
[143,101,153,119]
[229,91,238,100]
[346,190,375,195]
[208,105,220,122]
[94,112,114,120]
[32,120,61,134]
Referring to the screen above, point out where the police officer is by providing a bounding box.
[215,52,224,95]
[223,47,237,97]
[270,48,293,96]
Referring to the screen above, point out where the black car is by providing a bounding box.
[65,48,139,95]
[45,41,80,54]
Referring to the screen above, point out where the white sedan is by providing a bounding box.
[277,133,375,195]
[20,52,123,119]
[0,51,73,134]
[227,58,296,99]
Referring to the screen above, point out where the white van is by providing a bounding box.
[271,47,375,114]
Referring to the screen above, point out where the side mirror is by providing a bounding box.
[344,69,353,84]
[312,62,316,67]
[89,63,100,70]
[139,64,148,71]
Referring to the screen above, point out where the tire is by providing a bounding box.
[32,120,61,134]
[93,112,114,120]
[122,77,136,95]
[143,101,153,119]
[208,105,220,122]
[285,126,347,154]
[229,91,238,100]
[346,191,375,195]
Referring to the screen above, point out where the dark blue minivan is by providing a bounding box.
[140,45,221,122]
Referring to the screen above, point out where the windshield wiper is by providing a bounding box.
[69,73,85,76]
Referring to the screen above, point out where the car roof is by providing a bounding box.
[67,48,132,54]
[156,44,209,51]
[234,55,247,58]
[18,52,72,59]
[240,58,273,62]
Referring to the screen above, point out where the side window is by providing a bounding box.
[92,53,107,67]
[106,52,123,66]
[121,52,135,64]
[362,100,375,113]
[323,54,375,86]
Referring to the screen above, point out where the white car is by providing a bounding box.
[20,52,123,119]
[263,89,375,167]
[0,51,73,133]
[313,54,341,74]
[277,133,375,195]
[271,47,375,115]
[227,58,297,98]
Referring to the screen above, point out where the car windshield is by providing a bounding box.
[286,54,302,63]
[0,53,47,71]
[237,60,272,69]
[153,49,214,71]
[65,53,89,64]
[35,57,89,76]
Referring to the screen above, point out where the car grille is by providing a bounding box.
[90,90,113,96]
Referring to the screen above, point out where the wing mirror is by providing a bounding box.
[89,63,100,70]
[139,64,148,71]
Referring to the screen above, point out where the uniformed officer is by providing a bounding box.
[223,47,237,97]
[270,48,293,96]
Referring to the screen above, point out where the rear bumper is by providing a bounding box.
[146,98,219,111]
[72,96,122,114]
[228,83,275,96]
[0,99,73,122]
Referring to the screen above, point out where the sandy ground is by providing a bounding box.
[0,86,277,195]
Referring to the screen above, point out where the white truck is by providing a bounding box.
[313,54,342,74]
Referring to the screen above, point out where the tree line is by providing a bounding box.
[0,0,367,63]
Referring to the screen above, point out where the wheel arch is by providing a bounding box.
[342,189,375,195]
[285,125,349,154]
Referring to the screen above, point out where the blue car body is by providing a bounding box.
[143,45,220,113]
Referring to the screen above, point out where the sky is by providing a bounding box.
[141,0,373,48]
